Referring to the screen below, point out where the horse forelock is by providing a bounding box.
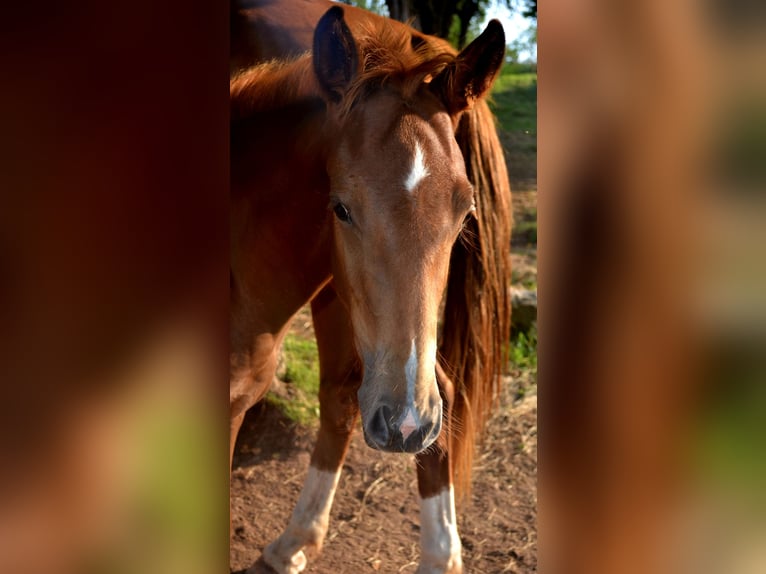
[335,24,456,121]
[230,19,459,130]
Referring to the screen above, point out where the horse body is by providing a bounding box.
[230,2,511,572]
[230,61,331,422]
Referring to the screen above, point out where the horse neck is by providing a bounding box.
[230,55,319,122]
[230,55,334,316]
[231,55,330,200]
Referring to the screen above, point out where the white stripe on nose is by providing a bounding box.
[404,142,429,193]
[405,338,418,402]
[400,407,418,441]
[402,339,421,438]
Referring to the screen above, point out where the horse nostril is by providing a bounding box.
[368,405,392,446]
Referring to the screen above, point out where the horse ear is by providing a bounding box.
[313,6,359,104]
[432,20,505,114]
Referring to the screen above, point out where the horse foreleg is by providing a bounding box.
[230,411,245,471]
[414,364,462,574]
[232,329,285,541]
[261,284,361,574]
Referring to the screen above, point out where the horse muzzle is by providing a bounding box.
[359,397,442,453]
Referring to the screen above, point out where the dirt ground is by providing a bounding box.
[230,366,536,574]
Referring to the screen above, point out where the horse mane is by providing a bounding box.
[332,22,454,119]
[230,54,318,122]
[441,98,512,501]
[230,21,455,124]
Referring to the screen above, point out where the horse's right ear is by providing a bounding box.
[313,6,359,104]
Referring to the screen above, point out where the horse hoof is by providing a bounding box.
[415,562,463,574]
[261,543,307,574]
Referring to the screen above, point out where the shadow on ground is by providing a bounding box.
[233,399,315,470]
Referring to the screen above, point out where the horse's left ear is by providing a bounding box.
[313,6,359,104]
[432,20,505,114]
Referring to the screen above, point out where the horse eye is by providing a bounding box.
[465,203,477,222]
[333,202,352,224]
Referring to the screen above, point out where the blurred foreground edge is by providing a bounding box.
[540,1,766,573]
[0,2,229,574]
[1,0,765,573]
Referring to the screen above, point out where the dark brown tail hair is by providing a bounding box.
[440,98,512,500]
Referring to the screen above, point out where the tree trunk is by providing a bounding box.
[410,0,456,39]
[385,0,419,28]
[387,0,482,45]
[456,0,479,48]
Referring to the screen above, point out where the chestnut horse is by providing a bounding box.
[231,2,511,572]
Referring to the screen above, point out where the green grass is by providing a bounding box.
[282,336,320,391]
[502,62,537,75]
[505,324,538,400]
[490,71,537,135]
[510,325,537,373]
[265,335,320,425]
[491,69,537,182]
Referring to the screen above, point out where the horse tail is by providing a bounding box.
[440,98,512,501]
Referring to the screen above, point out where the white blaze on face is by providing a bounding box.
[263,466,341,574]
[401,338,420,441]
[419,486,463,572]
[404,142,429,193]
[405,338,418,403]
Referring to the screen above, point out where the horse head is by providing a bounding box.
[313,6,505,453]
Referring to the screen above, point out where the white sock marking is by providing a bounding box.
[405,142,429,193]
[418,486,462,573]
[263,467,341,574]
